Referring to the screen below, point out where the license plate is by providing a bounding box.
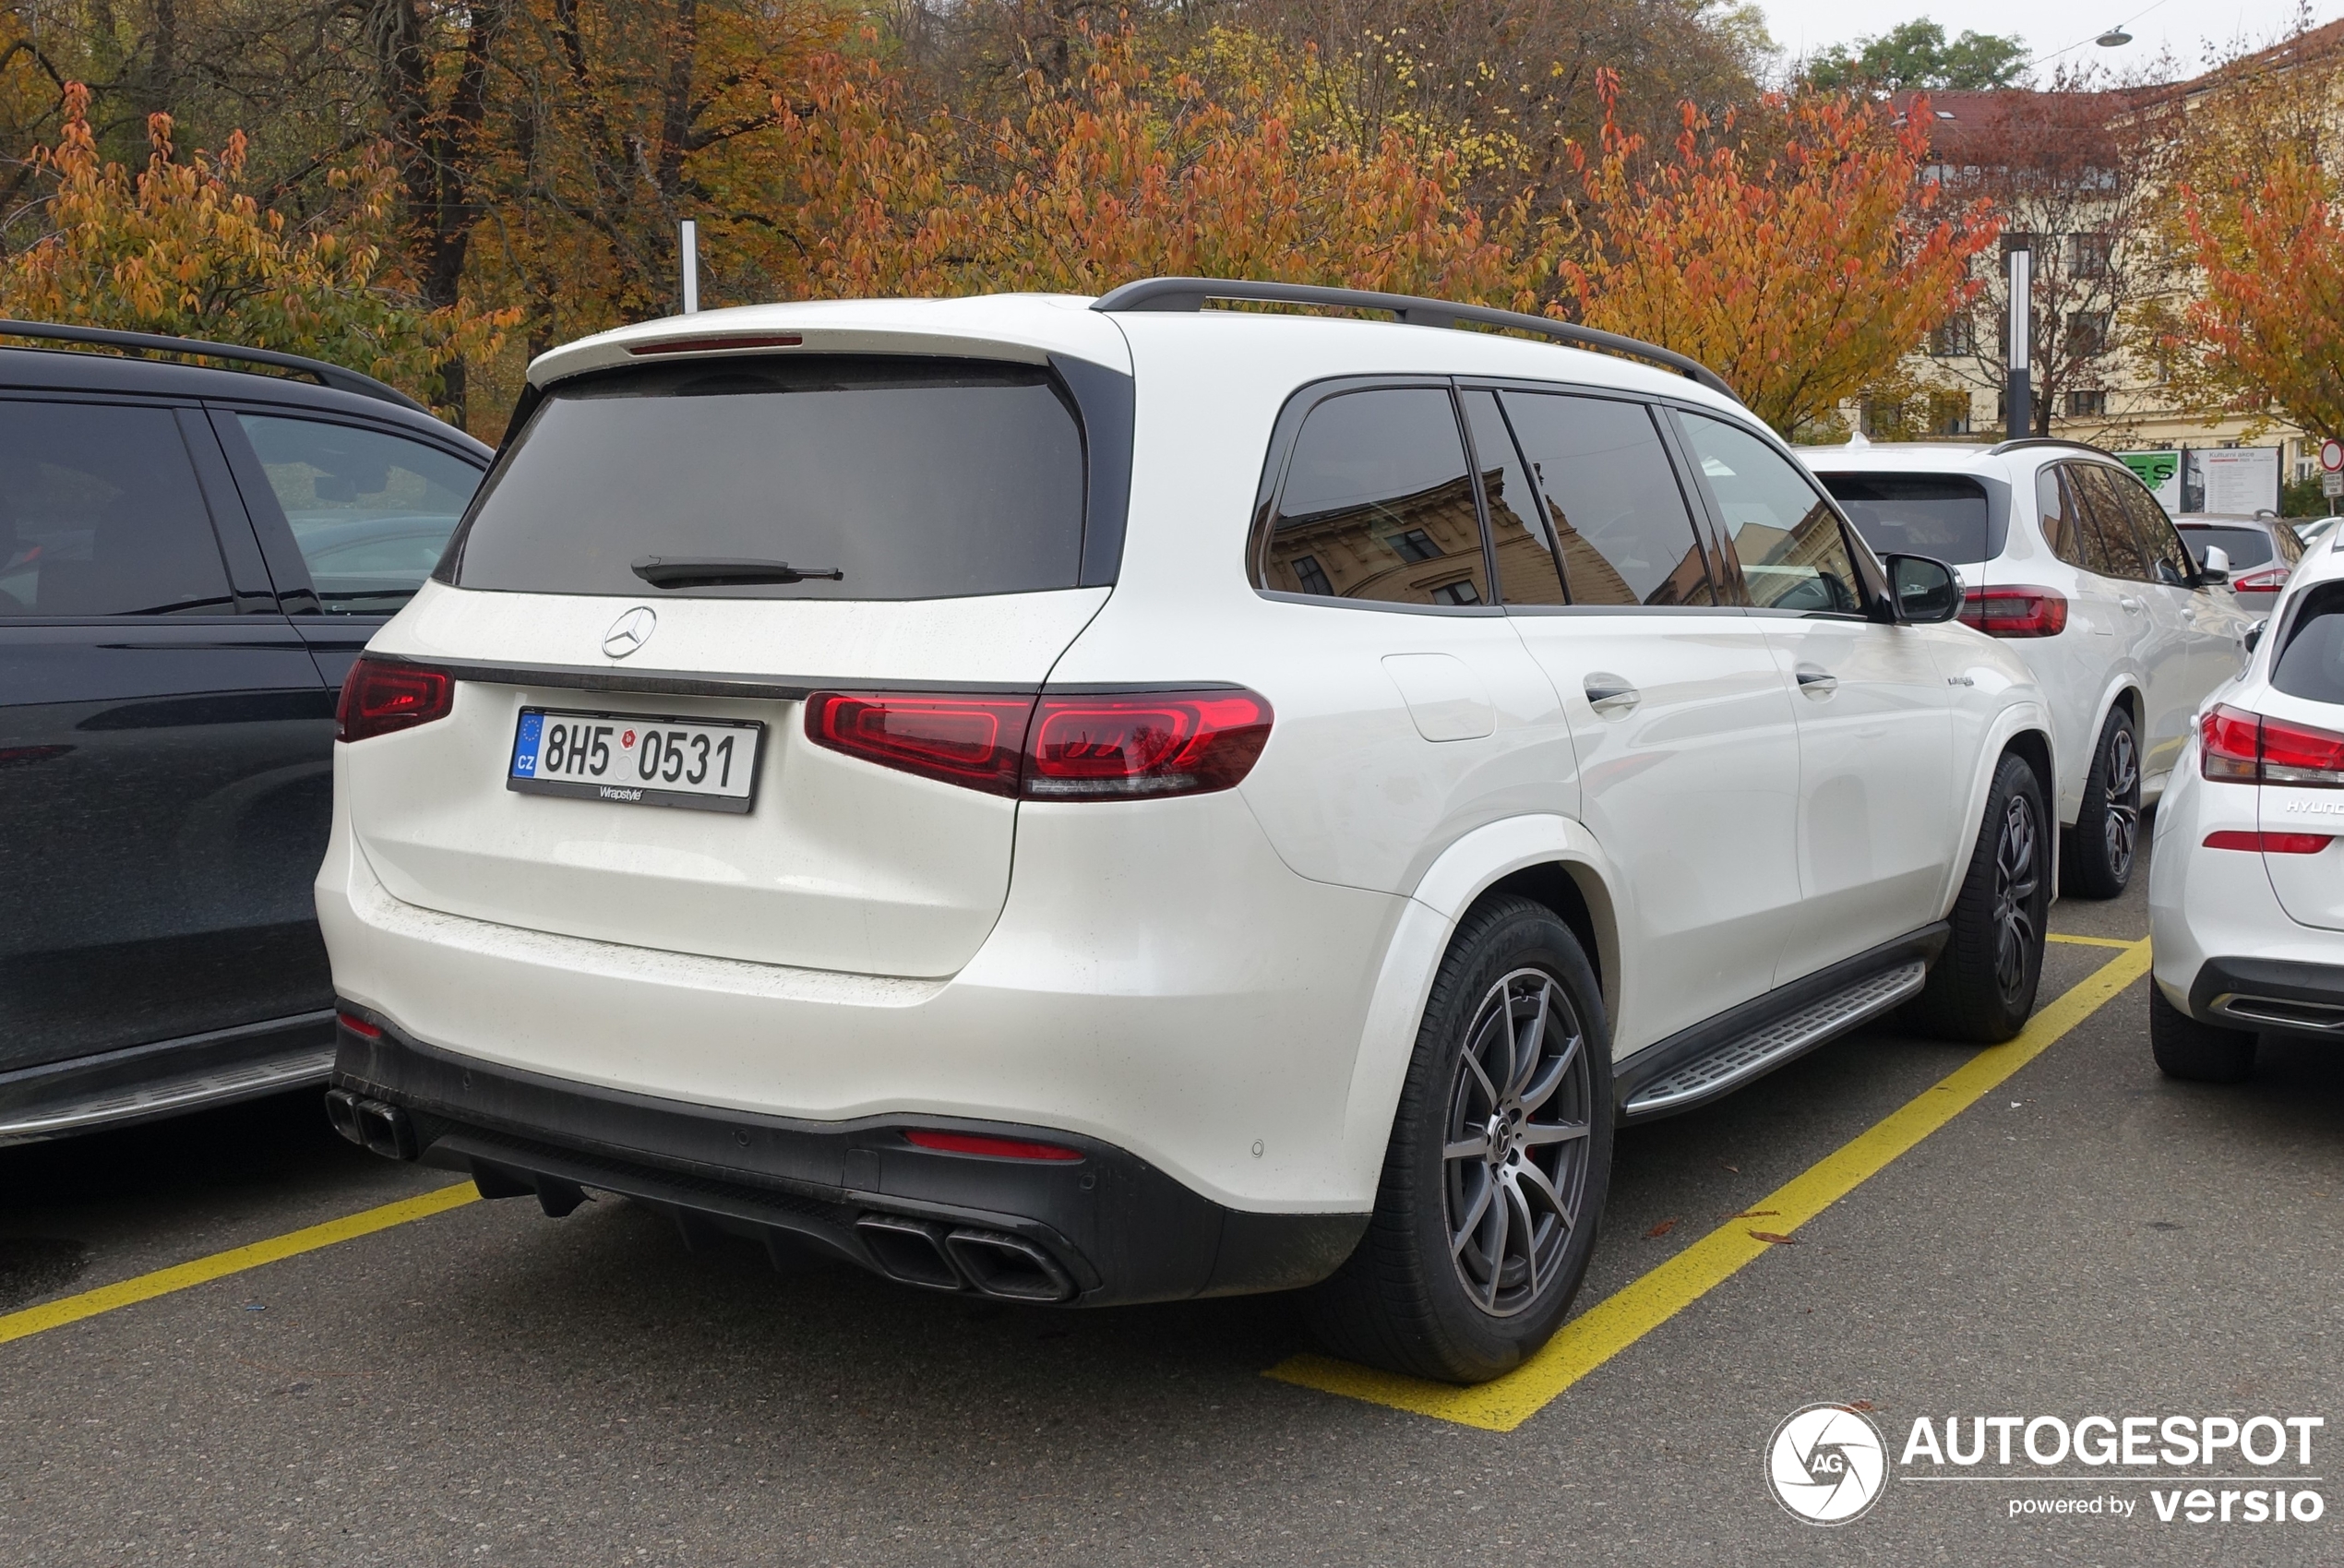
[508,709,762,813]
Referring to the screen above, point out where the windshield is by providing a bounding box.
[1815,473,1997,565]
[452,356,1088,600]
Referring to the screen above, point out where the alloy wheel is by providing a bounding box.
[1442,969,1595,1319]
[2101,725,2140,881]
[1991,792,2041,1003]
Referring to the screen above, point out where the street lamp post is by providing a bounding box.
[2006,246,2032,441]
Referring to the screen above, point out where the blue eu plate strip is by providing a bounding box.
[511,712,544,778]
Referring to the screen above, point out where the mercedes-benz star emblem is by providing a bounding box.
[602,606,657,659]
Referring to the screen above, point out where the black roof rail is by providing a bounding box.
[0,318,430,413]
[1986,437,2113,459]
[1090,277,1740,403]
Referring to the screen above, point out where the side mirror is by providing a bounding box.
[1884,554,1961,623]
[2198,544,2231,586]
[2245,619,2266,653]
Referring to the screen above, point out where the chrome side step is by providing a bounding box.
[1623,960,1928,1120]
[0,1043,335,1143]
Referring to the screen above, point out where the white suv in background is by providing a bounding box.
[2150,529,2344,1081]
[1808,439,2255,899]
[319,281,2054,1382]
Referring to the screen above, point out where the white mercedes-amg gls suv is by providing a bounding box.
[320,281,2054,1382]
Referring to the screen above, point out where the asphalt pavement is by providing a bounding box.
[3,853,2339,1566]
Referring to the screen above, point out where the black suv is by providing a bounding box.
[0,322,491,1143]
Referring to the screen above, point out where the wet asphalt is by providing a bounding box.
[3,845,2340,1566]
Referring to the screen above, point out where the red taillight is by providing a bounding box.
[336,1011,383,1038]
[804,688,1272,800]
[336,658,452,743]
[1024,691,1273,798]
[1958,585,2068,637]
[2232,567,2289,593]
[2206,831,2334,854]
[902,1129,1082,1161]
[2201,703,2344,787]
[803,692,1034,796]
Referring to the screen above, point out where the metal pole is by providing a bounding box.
[680,220,700,316]
[2005,246,2031,440]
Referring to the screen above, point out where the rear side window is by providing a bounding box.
[1257,388,1490,607]
[453,357,1087,601]
[2039,467,2091,569]
[1678,412,1863,615]
[237,414,481,615]
[1819,473,1997,564]
[2274,586,2344,703]
[2064,464,2151,581]
[2112,475,2195,584]
[2179,525,2275,569]
[0,401,233,617]
[1498,391,1714,606]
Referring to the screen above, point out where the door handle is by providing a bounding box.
[2120,596,2145,613]
[1795,666,1837,698]
[1583,673,1640,716]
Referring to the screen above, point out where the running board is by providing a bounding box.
[0,1011,336,1144]
[1621,960,1929,1122]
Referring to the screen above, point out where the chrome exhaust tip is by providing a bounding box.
[944,1227,1076,1303]
[353,1098,418,1161]
[854,1215,964,1291]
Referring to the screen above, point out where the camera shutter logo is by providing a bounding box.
[603,606,657,660]
[1767,1403,1889,1526]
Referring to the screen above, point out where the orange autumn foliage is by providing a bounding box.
[2178,151,2344,445]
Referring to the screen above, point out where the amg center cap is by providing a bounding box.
[603,606,657,659]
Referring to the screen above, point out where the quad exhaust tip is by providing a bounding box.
[324,1088,418,1161]
[855,1215,1076,1302]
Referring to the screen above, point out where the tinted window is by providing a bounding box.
[1498,391,1713,606]
[1679,413,1862,614]
[2177,524,2274,569]
[2039,467,2091,569]
[1459,390,1564,605]
[1819,473,1996,564]
[0,401,232,616]
[2065,464,2150,581]
[238,415,481,615]
[2113,477,2195,584]
[455,358,1087,600]
[1259,389,1489,607]
[2274,587,2344,703]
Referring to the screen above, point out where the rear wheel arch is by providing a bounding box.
[1482,860,1615,1017]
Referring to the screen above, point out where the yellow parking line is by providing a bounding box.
[1265,938,2153,1431]
[0,1181,479,1347]
[2047,932,2140,949]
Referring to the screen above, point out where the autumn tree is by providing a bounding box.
[0,83,512,407]
[1557,75,1998,436]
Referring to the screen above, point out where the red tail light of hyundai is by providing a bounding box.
[2201,703,2344,787]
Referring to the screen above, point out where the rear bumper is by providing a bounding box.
[2187,957,2344,1036]
[332,1015,1366,1307]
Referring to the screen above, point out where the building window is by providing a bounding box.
[1429,579,1482,605]
[1291,554,1332,596]
[1389,528,1441,563]
[1929,316,1972,357]
[2066,389,2109,418]
[2066,311,2112,359]
[2070,233,2113,277]
[1927,391,1971,437]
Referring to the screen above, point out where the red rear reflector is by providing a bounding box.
[336,658,452,743]
[804,688,1273,799]
[1958,585,2068,637]
[2202,703,2344,787]
[902,1129,1082,1161]
[337,1011,383,1038]
[804,692,1034,796]
[626,333,803,355]
[2205,831,2334,854]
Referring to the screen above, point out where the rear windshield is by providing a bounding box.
[1816,473,1997,565]
[452,357,1087,600]
[2178,524,2276,569]
[2275,585,2344,703]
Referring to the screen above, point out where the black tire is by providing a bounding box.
[2065,705,2142,900]
[2149,985,2256,1083]
[1304,896,1613,1384]
[1912,751,2051,1043]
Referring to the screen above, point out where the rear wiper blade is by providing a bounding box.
[630,556,844,589]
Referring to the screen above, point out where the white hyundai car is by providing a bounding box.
[1807,439,2254,901]
[2150,528,2344,1081]
[319,282,2054,1382]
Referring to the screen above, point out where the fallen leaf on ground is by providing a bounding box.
[1749,1230,1799,1245]
[1730,1210,1779,1220]
[1718,1162,1740,1174]
[1846,1400,1875,1412]
[1644,1218,1679,1239]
